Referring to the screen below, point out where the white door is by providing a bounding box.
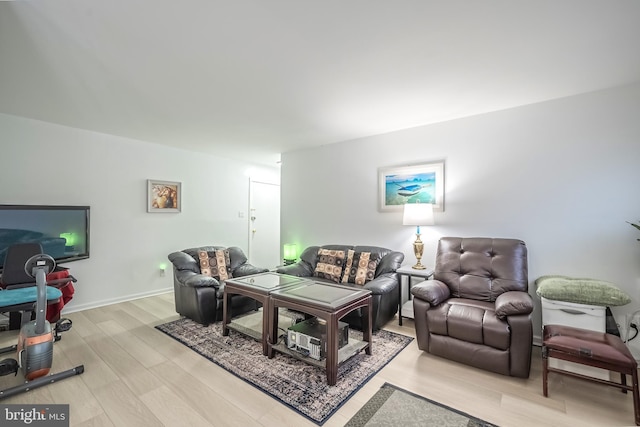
[249,180,280,269]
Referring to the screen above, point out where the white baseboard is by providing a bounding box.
[61,287,174,314]
[533,333,542,347]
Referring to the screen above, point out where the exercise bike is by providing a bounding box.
[0,254,84,399]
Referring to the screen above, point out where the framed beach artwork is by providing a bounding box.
[378,161,444,212]
[147,180,181,213]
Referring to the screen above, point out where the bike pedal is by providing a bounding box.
[0,358,18,376]
[56,318,73,333]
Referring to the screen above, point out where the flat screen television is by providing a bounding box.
[0,205,90,272]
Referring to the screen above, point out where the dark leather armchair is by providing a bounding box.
[411,237,533,378]
[168,246,268,325]
[276,245,404,331]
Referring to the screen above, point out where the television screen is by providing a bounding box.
[0,205,90,272]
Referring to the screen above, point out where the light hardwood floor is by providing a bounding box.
[1,293,637,426]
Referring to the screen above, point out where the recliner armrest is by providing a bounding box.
[411,280,451,306]
[233,263,269,277]
[494,291,533,319]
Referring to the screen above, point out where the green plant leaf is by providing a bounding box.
[629,221,640,232]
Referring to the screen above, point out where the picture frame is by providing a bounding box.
[147,180,181,213]
[378,161,444,212]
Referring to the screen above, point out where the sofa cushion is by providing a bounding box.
[198,249,232,280]
[226,246,248,271]
[314,248,347,283]
[428,299,510,351]
[342,250,380,285]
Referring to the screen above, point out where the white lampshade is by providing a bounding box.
[403,203,434,226]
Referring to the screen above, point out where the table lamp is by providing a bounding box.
[283,243,298,265]
[403,203,434,270]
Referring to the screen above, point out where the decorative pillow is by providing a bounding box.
[198,249,232,281]
[535,275,631,307]
[342,250,380,286]
[314,248,347,283]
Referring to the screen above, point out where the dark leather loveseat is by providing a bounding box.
[411,237,533,378]
[168,246,268,325]
[276,244,404,331]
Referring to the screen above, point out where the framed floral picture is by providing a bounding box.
[378,161,444,212]
[147,180,181,213]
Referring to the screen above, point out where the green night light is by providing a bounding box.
[283,243,298,265]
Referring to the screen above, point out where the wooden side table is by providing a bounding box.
[396,265,434,326]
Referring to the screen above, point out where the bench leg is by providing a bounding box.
[632,369,640,426]
[623,372,629,394]
[542,346,549,397]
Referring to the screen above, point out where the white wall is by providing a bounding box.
[281,82,640,344]
[0,113,279,312]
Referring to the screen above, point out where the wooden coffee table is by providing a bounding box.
[267,281,372,386]
[222,272,306,355]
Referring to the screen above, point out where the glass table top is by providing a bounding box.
[226,272,305,290]
[270,281,371,309]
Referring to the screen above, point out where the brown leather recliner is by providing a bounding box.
[411,237,533,378]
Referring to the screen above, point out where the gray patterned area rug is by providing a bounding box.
[345,382,498,427]
[155,316,413,425]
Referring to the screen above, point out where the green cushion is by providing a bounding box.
[535,275,631,307]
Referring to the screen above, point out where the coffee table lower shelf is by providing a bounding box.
[225,310,303,345]
[270,338,369,369]
[226,322,262,341]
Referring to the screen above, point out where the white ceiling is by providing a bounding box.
[1,1,640,166]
